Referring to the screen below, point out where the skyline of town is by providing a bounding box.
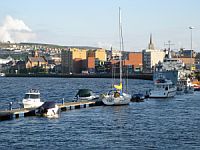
[0,0,200,51]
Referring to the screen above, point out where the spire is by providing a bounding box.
[150,34,152,44]
[148,34,155,50]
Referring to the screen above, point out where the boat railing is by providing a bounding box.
[28,89,40,93]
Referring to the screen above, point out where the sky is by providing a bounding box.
[0,0,200,51]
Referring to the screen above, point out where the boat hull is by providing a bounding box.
[149,88,176,98]
[22,101,44,109]
[35,105,60,118]
[131,94,145,102]
[75,96,99,102]
[102,93,131,105]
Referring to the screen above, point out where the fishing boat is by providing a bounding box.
[149,74,177,98]
[101,8,131,106]
[35,101,60,118]
[74,89,99,102]
[22,89,44,108]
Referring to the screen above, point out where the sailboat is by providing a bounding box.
[101,8,131,106]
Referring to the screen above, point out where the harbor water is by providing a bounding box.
[0,77,200,149]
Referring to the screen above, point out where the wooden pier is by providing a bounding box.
[0,101,102,121]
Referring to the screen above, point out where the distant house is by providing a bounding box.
[124,52,143,72]
[26,50,48,69]
[179,49,196,58]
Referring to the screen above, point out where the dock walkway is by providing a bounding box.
[0,101,100,121]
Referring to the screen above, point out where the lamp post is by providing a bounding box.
[189,26,194,70]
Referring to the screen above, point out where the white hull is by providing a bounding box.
[43,107,60,118]
[102,93,131,105]
[22,89,42,109]
[36,105,60,118]
[149,88,176,98]
[0,73,5,77]
[23,101,44,109]
[76,96,99,102]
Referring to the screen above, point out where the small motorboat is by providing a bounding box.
[74,89,99,102]
[0,73,5,77]
[35,101,60,118]
[22,89,44,108]
[131,93,145,102]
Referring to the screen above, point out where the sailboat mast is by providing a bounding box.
[119,7,122,85]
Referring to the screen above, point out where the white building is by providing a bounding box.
[142,34,165,72]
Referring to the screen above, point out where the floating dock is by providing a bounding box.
[0,101,102,121]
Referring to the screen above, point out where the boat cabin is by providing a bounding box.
[75,89,99,101]
[154,79,174,89]
[24,89,40,99]
[76,89,94,98]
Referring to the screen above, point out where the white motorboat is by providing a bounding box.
[35,101,60,118]
[22,89,44,108]
[149,74,177,98]
[74,89,99,102]
[0,73,5,77]
[101,8,131,106]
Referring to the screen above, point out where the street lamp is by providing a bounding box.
[189,26,194,70]
[189,26,194,51]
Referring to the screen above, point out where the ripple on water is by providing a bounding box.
[0,78,200,149]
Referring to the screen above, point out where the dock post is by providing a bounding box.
[85,104,89,108]
[9,102,13,110]
[62,98,64,105]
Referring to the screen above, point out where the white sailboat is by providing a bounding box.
[101,8,131,106]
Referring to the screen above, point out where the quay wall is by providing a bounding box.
[5,73,153,80]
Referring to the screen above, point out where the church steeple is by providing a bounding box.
[148,34,155,50]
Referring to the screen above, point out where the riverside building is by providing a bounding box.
[142,34,165,72]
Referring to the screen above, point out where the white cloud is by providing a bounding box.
[0,15,36,42]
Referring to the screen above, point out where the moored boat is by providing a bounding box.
[22,89,44,108]
[35,101,60,118]
[149,74,177,98]
[101,89,131,105]
[74,89,99,102]
[101,8,131,106]
[0,73,5,77]
[131,93,145,102]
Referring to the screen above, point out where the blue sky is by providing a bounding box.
[0,0,200,51]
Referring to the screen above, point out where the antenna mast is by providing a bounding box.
[119,7,123,85]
